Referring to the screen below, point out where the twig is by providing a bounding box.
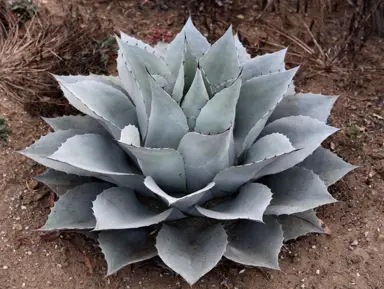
[298,15,326,60]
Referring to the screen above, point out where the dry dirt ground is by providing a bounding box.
[1,1,384,289]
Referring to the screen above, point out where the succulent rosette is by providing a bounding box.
[22,18,355,285]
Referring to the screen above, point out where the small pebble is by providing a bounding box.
[300,284,305,289]
[13,224,22,231]
[2,265,8,269]
[239,269,246,274]
[20,205,27,210]
[356,272,360,277]
[351,240,359,246]
[315,269,320,275]
[364,231,369,237]
[312,245,316,249]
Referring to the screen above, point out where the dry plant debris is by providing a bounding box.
[0,3,110,116]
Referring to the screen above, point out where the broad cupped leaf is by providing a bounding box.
[41,182,112,231]
[225,217,284,269]
[298,147,357,186]
[235,67,299,154]
[145,77,188,149]
[269,93,338,123]
[156,223,227,285]
[178,130,232,192]
[119,145,186,193]
[144,177,214,211]
[199,26,240,91]
[278,210,325,241]
[35,169,94,195]
[57,79,137,138]
[196,182,272,221]
[259,115,339,174]
[195,77,242,134]
[263,167,337,215]
[43,115,109,136]
[93,187,174,230]
[99,228,157,275]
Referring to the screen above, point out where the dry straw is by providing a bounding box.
[0,1,106,115]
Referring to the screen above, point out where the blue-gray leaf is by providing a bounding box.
[269,93,338,123]
[144,177,214,211]
[199,26,240,90]
[298,147,357,186]
[118,145,186,193]
[259,116,339,175]
[235,68,298,154]
[181,68,209,130]
[241,48,287,82]
[43,115,109,136]
[278,209,325,241]
[99,228,157,275]
[178,130,232,192]
[196,183,272,221]
[40,182,112,231]
[35,169,94,195]
[195,77,242,134]
[263,167,337,215]
[156,223,227,285]
[145,78,188,149]
[93,187,174,230]
[225,217,283,269]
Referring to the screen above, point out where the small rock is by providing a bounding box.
[2,265,8,269]
[20,205,27,210]
[13,224,23,231]
[238,269,245,274]
[312,245,316,249]
[315,269,320,275]
[349,246,354,251]
[236,14,245,20]
[300,284,305,289]
[364,231,369,237]
[356,272,360,277]
[351,240,359,246]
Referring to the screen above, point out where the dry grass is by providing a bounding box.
[0,2,109,116]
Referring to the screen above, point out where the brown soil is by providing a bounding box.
[1,1,384,289]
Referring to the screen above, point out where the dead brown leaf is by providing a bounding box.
[84,254,94,274]
[48,192,55,207]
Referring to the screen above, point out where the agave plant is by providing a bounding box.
[22,18,355,285]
